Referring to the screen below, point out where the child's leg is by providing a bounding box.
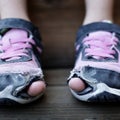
[83,0,114,25]
[0,0,30,21]
[69,0,114,92]
[0,0,46,99]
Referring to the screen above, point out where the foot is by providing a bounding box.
[2,28,46,97]
[68,22,120,102]
[0,21,48,104]
[69,31,117,92]
[28,81,46,96]
[68,78,86,92]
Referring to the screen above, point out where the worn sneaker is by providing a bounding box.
[68,22,120,102]
[0,18,45,104]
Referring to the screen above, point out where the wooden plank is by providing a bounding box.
[28,0,85,68]
[114,0,120,24]
[0,69,120,120]
[0,87,120,120]
[28,0,84,9]
[44,68,71,85]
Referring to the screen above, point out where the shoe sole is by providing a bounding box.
[70,83,120,102]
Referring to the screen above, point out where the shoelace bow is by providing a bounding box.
[83,32,119,59]
[0,36,40,61]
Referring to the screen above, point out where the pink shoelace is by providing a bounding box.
[0,36,36,61]
[83,31,119,59]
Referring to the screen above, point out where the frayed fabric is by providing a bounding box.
[68,22,120,102]
[0,18,45,104]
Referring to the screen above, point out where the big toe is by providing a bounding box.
[68,78,86,92]
[28,81,46,96]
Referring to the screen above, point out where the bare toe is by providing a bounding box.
[69,78,86,92]
[28,81,46,96]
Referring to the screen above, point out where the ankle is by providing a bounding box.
[83,17,113,25]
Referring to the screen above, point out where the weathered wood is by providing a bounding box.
[0,69,120,120]
[44,68,71,85]
[28,0,85,68]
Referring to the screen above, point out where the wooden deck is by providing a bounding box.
[0,69,120,120]
[1,0,120,120]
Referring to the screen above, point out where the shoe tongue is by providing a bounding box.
[0,29,30,61]
[2,28,28,40]
[88,31,112,39]
[83,31,117,61]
